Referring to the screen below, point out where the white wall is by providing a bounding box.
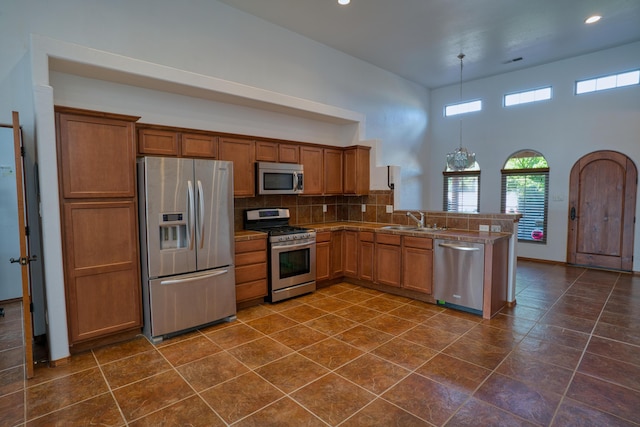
[1,0,429,360]
[428,42,640,267]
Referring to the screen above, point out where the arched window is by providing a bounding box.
[501,150,549,243]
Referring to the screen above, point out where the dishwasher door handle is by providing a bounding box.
[438,243,481,251]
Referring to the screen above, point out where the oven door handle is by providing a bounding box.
[272,241,315,250]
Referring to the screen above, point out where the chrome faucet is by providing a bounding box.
[406,211,425,228]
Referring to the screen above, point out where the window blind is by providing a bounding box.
[501,168,549,243]
[443,171,480,213]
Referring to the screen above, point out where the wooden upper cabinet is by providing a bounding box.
[344,146,370,195]
[324,148,343,195]
[256,141,300,163]
[219,137,255,197]
[137,128,179,156]
[255,141,278,162]
[278,143,299,163]
[300,146,324,195]
[57,111,138,199]
[181,133,218,158]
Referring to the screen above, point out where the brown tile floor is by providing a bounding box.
[2,260,640,426]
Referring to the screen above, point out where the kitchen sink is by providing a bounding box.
[380,225,418,231]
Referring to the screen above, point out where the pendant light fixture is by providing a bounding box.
[446,53,476,171]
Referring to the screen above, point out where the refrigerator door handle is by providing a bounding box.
[187,180,195,250]
[160,269,229,285]
[197,179,205,249]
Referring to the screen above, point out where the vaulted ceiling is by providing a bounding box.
[217,0,640,88]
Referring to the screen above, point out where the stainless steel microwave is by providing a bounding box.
[257,162,304,195]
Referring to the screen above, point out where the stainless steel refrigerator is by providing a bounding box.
[138,156,236,342]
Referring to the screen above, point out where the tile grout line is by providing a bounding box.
[548,270,640,426]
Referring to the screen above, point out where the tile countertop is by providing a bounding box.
[235,222,511,244]
[308,221,511,244]
[234,230,268,241]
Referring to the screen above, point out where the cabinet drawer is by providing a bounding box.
[376,233,401,246]
[236,250,267,266]
[235,239,267,253]
[403,236,433,249]
[359,231,374,242]
[236,279,268,302]
[316,231,331,243]
[235,262,267,284]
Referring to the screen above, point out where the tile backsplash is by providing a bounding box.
[234,190,519,233]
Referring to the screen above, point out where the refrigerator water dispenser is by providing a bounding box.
[159,213,187,250]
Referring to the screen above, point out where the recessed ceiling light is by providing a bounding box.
[585,15,602,24]
[338,0,350,5]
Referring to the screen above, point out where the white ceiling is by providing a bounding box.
[217,0,640,89]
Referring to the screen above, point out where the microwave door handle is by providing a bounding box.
[197,180,205,249]
[293,173,299,191]
[187,180,195,250]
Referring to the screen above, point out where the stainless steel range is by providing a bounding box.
[244,208,316,302]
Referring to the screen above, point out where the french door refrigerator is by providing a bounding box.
[138,156,236,342]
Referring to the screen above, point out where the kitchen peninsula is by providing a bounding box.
[235,218,514,320]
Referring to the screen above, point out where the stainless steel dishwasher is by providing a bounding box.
[433,239,485,313]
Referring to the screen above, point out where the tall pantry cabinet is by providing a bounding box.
[55,107,142,349]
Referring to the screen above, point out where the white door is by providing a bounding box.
[0,126,21,300]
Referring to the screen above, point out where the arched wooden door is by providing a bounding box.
[567,150,636,271]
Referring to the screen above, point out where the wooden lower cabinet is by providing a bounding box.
[330,230,344,278]
[315,232,332,281]
[374,234,402,287]
[402,236,433,294]
[343,230,359,278]
[62,201,142,344]
[359,232,375,282]
[317,231,347,283]
[234,238,268,303]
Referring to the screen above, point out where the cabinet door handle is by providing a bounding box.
[570,207,576,220]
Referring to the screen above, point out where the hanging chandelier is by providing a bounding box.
[446,53,476,171]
